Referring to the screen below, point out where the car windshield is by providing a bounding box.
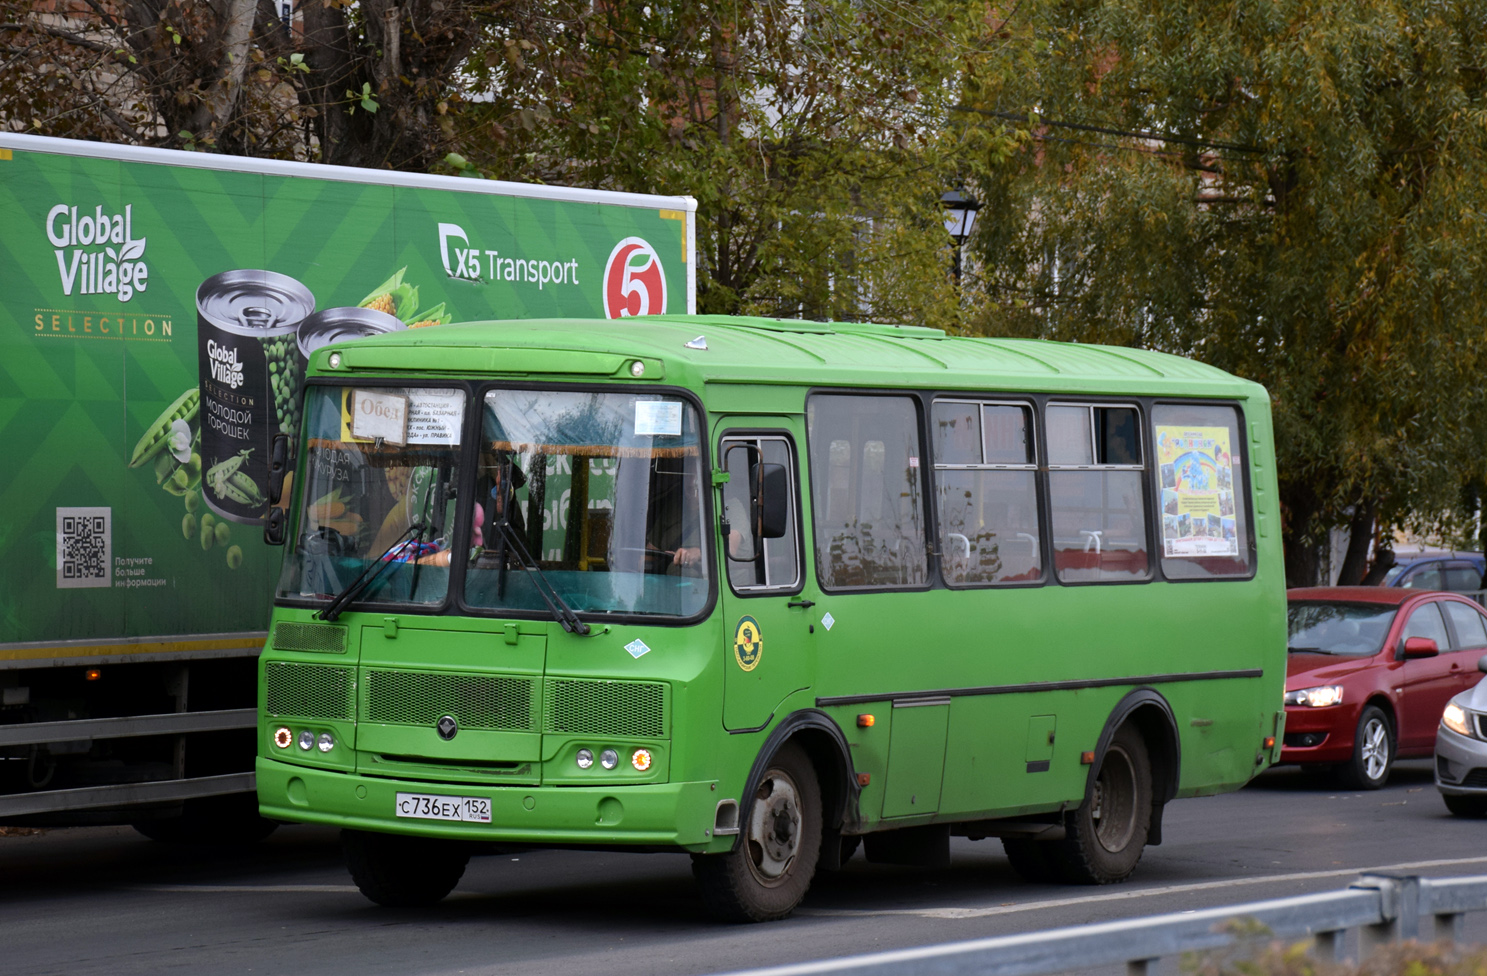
[1381,565,1405,585]
[1287,601,1396,656]
[276,385,466,609]
[463,388,709,619]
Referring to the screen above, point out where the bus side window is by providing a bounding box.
[807,394,928,590]
[720,435,801,592]
[1047,403,1150,583]
[931,399,1041,586]
[1151,403,1253,580]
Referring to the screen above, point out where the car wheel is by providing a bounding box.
[1337,706,1393,790]
[1443,793,1487,818]
[342,829,470,907]
[1049,724,1151,885]
[691,743,822,922]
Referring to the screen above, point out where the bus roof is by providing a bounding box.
[315,314,1264,398]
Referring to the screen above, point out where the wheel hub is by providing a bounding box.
[747,771,802,884]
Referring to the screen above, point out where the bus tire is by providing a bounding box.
[342,829,470,907]
[1001,838,1062,883]
[1336,705,1392,790]
[1052,724,1151,885]
[691,743,822,922]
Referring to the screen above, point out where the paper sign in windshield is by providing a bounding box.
[1156,425,1238,558]
[404,388,464,445]
[634,400,682,437]
[350,389,408,445]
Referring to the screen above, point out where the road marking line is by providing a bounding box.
[799,855,1487,919]
[131,884,359,893]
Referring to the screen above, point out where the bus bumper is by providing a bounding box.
[256,758,725,851]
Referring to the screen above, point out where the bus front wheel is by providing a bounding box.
[1052,724,1151,884]
[692,743,822,922]
[342,829,470,907]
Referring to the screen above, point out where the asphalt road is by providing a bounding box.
[4,759,1486,976]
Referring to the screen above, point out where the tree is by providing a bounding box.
[965,0,1487,584]
[449,0,1015,326]
[0,0,490,168]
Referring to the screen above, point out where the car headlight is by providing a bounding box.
[1285,685,1344,707]
[1443,702,1473,737]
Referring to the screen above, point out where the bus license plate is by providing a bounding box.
[394,792,492,823]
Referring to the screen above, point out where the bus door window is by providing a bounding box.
[1047,403,1149,583]
[930,399,1041,585]
[720,435,801,592]
[807,395,928,590]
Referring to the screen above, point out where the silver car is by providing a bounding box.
[1436,653,1487,817]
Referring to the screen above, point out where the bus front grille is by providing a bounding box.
[544,678,667,738]
[270,622,347,653]
[363,670,536,732]
[264,661,354,720]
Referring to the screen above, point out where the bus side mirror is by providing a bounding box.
[264,506,286,546]
[1478,653,1487,674]
[267,433,289,506]
[754,462,788,540]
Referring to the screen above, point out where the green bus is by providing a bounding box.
[256,314,1286,921]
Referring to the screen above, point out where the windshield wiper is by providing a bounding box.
[1287,645,1328,654]
[493,520,591,636]
[316,521,425,622]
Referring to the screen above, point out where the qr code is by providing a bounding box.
[57,507,111,589]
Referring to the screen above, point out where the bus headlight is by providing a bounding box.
[1443,702,1473,737]
[631,749,653,772]
[274,727,292,749]
[1284,685,1343,707]
[576,748,594,769]
[317,732,335,753]
[297,729,315,751]
[600,748,619,770]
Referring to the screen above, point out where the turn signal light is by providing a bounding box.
[631,749,653,771]
[857,714,875,728]
[856,773,871,787]
[1263,736,1276,750]
[273,727,292,749]
[85,668,102,681]
[1080,751,1096,765]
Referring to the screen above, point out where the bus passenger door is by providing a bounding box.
[716,428,814,731]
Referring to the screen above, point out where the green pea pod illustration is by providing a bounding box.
[128,388,199,468]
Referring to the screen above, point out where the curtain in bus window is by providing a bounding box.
[808,395,927,589]
[1152,404,1252,579]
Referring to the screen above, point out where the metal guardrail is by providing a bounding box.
[717,874,1487,976]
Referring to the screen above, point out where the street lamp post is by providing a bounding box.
[940,189,981,290]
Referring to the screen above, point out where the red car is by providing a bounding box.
[1284,586,1487,788]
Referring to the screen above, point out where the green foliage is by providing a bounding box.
[450,0,1015,328]
[966,0,1487,582]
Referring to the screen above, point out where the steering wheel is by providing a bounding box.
[615,546,674,573]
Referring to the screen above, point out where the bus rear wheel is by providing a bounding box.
[692,743,822,922]
[342,829,470,907]
[1051,725,1151,884]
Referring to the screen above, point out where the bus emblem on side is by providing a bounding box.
[733,616,763,672]
[436,715,459,740]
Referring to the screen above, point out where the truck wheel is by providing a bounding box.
[342,829,470,907]
[1002,838,1062,883]
[1051,724,1151,884]
[692,743,821,922]
[1337,706,1393,790]
[1443,793,1487,817]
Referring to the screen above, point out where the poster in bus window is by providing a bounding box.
[1155,426,1238,558]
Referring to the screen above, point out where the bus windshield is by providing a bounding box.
[276,385,467,609]
[464,388,709,619]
